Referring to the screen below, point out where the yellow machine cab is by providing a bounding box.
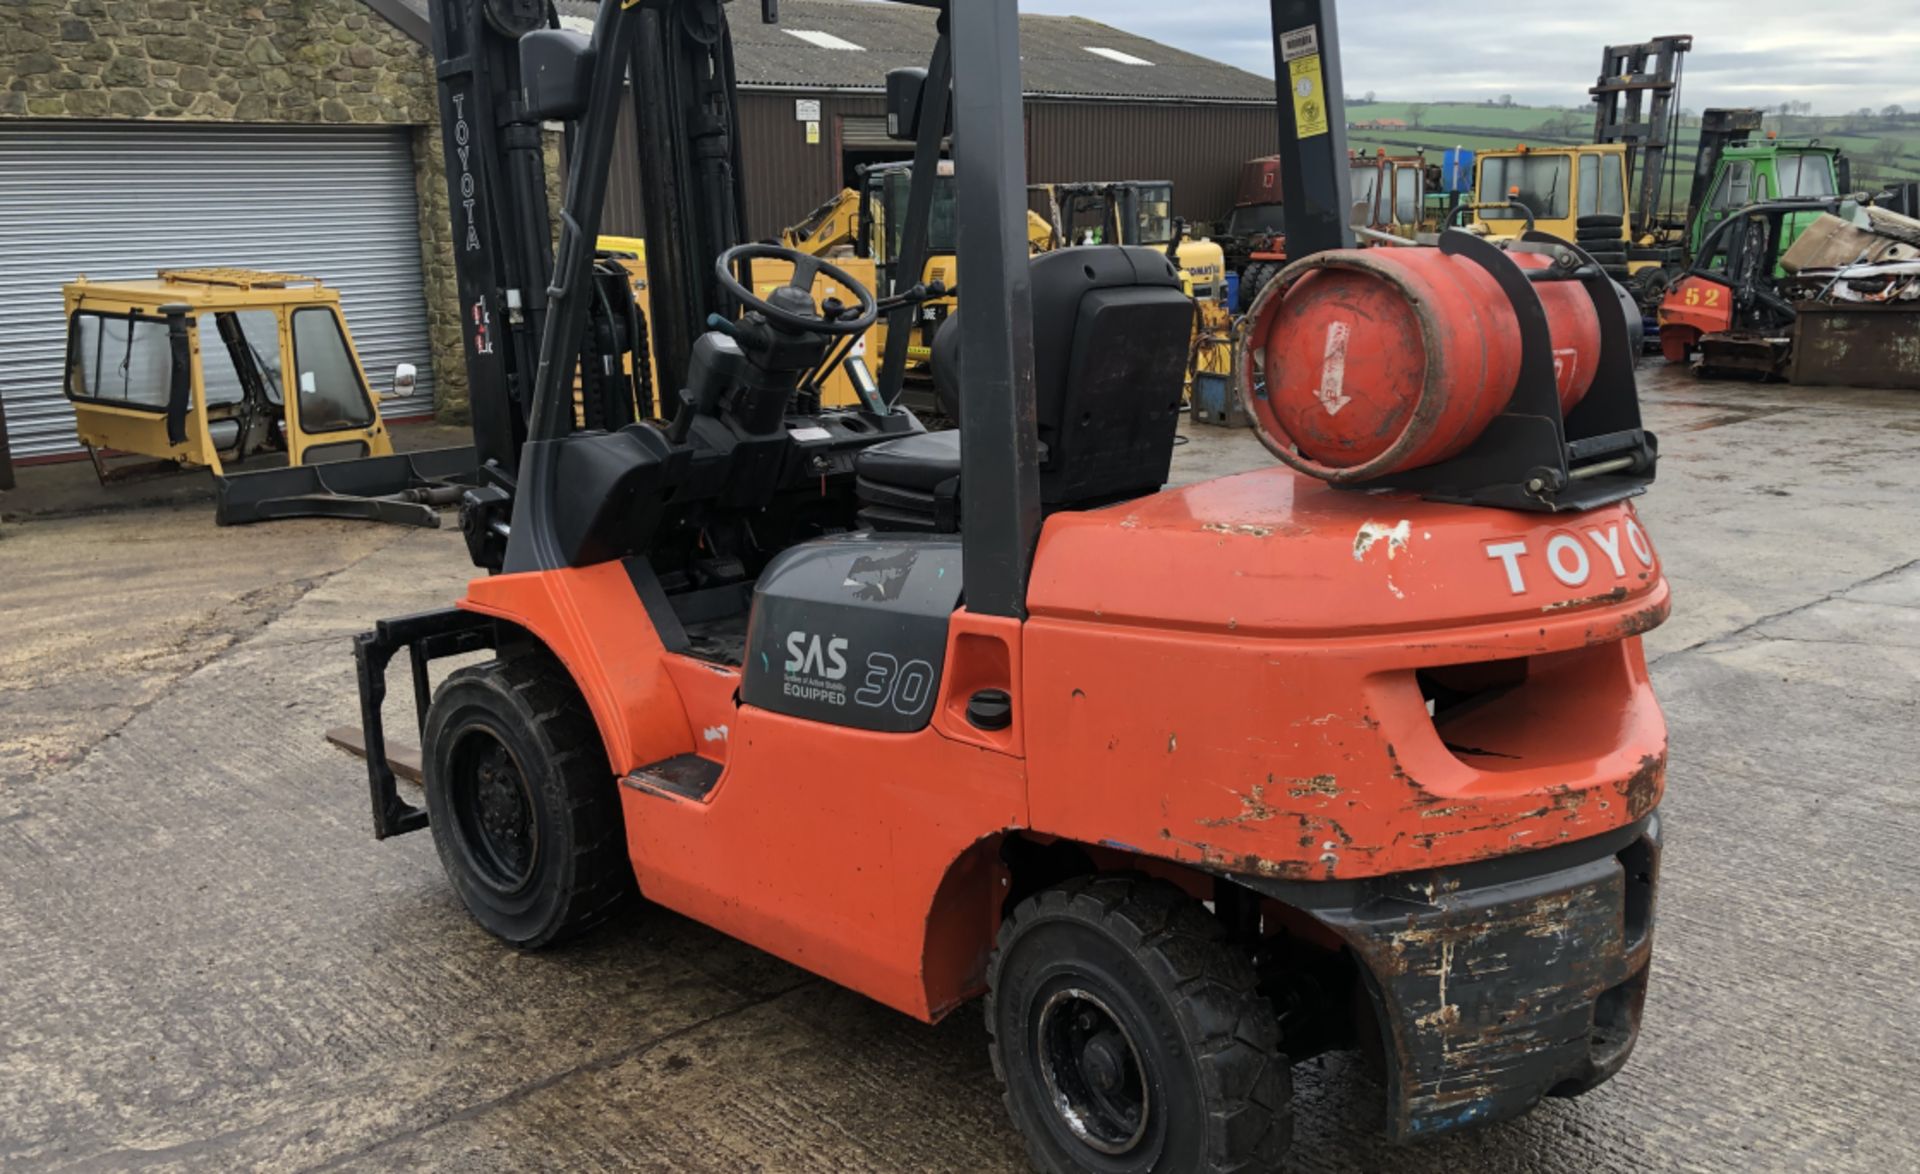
[62,268,472,525]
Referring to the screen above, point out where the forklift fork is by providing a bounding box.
[335,607,497,838]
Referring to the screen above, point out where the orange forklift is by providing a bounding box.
[340,1,1670,1168]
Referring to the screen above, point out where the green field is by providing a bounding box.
[1342,100,1920,201]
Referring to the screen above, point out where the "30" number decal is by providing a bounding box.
[855,653,935,715]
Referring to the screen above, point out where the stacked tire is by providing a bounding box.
[1574,214,1631,282]
[1240,261,1279,307]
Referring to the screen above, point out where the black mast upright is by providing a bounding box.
[628,0,747,413]
[427,0,561,481]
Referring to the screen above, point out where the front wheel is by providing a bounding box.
[987,877,1291,1173]
[422,653,636,948]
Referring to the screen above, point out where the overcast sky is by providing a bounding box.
[1017,0,1920,113]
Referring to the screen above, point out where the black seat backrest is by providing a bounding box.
[930,245,1190,509]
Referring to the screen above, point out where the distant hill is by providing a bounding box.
[1341,100,1920,212]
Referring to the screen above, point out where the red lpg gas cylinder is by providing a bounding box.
[1238,246,1601,481]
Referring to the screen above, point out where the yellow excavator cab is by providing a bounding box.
[1471,143,1631,245]
[61,269,399,481]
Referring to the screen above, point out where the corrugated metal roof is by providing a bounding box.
[546,0,1274,103]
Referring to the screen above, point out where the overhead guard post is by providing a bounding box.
[950,0,1041,619]
[1267,0,1356,261]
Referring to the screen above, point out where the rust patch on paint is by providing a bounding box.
[1542,587,1629,612]
[1288,773,1340,798]
[1202,521,1274,538]
[1198,777,1278,828]
[1159,827,1315,880]
[1616,753,1665,820]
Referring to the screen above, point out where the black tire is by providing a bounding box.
[423,653,636,948]
[1240,262,1275,307]
[1632,265,1675,302]
[987,876,1290,1174]
[1585,249,1627,265]
[1602,264,1632,281]
[1576,228,1625,244]
[1576,213,1624,229]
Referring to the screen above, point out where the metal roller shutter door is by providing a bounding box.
[0,122,436,459]
[839,115,895,150]
[839,115,950,152]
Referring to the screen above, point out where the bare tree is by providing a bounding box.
[1884,103,1907,120]
[1407,103,1427,130]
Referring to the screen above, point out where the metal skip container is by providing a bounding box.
[1789,301,1920,391]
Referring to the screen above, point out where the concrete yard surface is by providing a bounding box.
[1,366,1916,1171]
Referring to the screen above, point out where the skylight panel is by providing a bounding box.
[785,29,866,51]
[1084,46,1154,66]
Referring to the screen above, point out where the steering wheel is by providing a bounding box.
[714,243,878,335]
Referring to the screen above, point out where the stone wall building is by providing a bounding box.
[0,0,471,458]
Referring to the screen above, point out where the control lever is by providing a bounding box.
[874,279,953,313]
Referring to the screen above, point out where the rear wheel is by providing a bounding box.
[987,876,1291,1173]
[423,653,636,948]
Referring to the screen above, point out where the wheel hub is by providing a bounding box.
[1082,1031,1127,1093]
[452,731,536,892]
[1036,987,1150,1156]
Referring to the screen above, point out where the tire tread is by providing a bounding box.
[986,875,1292,1173]
[429,655,635,949]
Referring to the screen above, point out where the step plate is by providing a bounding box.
[622,753,723,801]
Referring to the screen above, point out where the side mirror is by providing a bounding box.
[390,363,417,400]
[885,66,949,142]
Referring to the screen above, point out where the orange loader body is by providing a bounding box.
[456,465,1667,1026]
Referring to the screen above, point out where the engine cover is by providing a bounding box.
[740,534,963,733]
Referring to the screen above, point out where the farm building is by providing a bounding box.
[576,0,1280,239]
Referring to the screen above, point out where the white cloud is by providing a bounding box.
[1018,0,1920,112]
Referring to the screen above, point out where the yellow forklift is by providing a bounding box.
[61,268,473,525]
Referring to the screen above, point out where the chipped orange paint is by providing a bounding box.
[1025,466,1668,880]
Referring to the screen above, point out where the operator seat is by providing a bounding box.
[854,245,1191,532]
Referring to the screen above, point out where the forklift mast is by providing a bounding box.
[1589,34,1692,234]
[1686,107,1765,226]
[428,0,561,482]
[427,0,750,481]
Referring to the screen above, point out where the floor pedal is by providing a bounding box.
[622,753,723,801]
